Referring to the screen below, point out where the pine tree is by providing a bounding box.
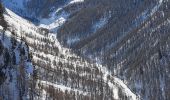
[0,2,8,40]
[0,40,4,55]
[0,1,4,18]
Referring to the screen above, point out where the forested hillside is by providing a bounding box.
[0,3,34,99]
[57,0,170,99]
[1,0,170,100]
[0,1,139,100]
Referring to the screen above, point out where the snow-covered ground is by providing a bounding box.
[0,19,33,100]
[69,0,84,4]
[39,9,69,30]
[2,7,139,100]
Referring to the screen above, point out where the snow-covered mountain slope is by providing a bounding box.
[2,0,84,22]
[56,0,170,99]
[2,0,31,19]
[0,6,140,100]
[0,15,33,100]
[1,0,170,100]
[69,0,84,4]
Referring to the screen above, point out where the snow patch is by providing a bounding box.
[39,80,89,96]
[92,17,108,32]
[97,64,138,100]
[69,0,84,4]
[25,62,33,74]
[39,9,68,30]
[67,36,80,45]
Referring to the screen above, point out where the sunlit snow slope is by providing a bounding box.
[0,10,33,100]
[3,8,139,100]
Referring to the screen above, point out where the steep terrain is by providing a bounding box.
[0,2,139,100]
[8,8,139,100]
[1,0,170,100]
[57,0,170,100]
[0,4,33,99]
[2,0,83,22]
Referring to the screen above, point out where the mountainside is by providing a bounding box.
[0,2,139,100]
[2,0,82,22]
[58,0,170,99]
[0,4,33,99]
[1,0,170,100]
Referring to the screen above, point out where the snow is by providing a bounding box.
[0,8,35,100]
[168,19,170,23]
[40,80,89,96]
[25,62,33,74]
[150,0,163,16]
[0,26,3,30]
[2,0,28,17]
[92,12,111,33]
[159,0,163,4]
[39,16,66,30]
[67,37,80,45]
[42,89,47,100]
[4,8,45,41]
[92,17,108,32]
[69,0,84,4]
[114,77,138,100]
[97,64,138,100]
[3,7,139,100]
[39,8,69,30]
[5,8,35,30]
[135,0,163,30]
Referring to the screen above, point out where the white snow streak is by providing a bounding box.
[40,80,89,96]
[69,0,84,4]
[97,65,138,100]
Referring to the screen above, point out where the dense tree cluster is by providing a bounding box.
[0,2,8,40]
